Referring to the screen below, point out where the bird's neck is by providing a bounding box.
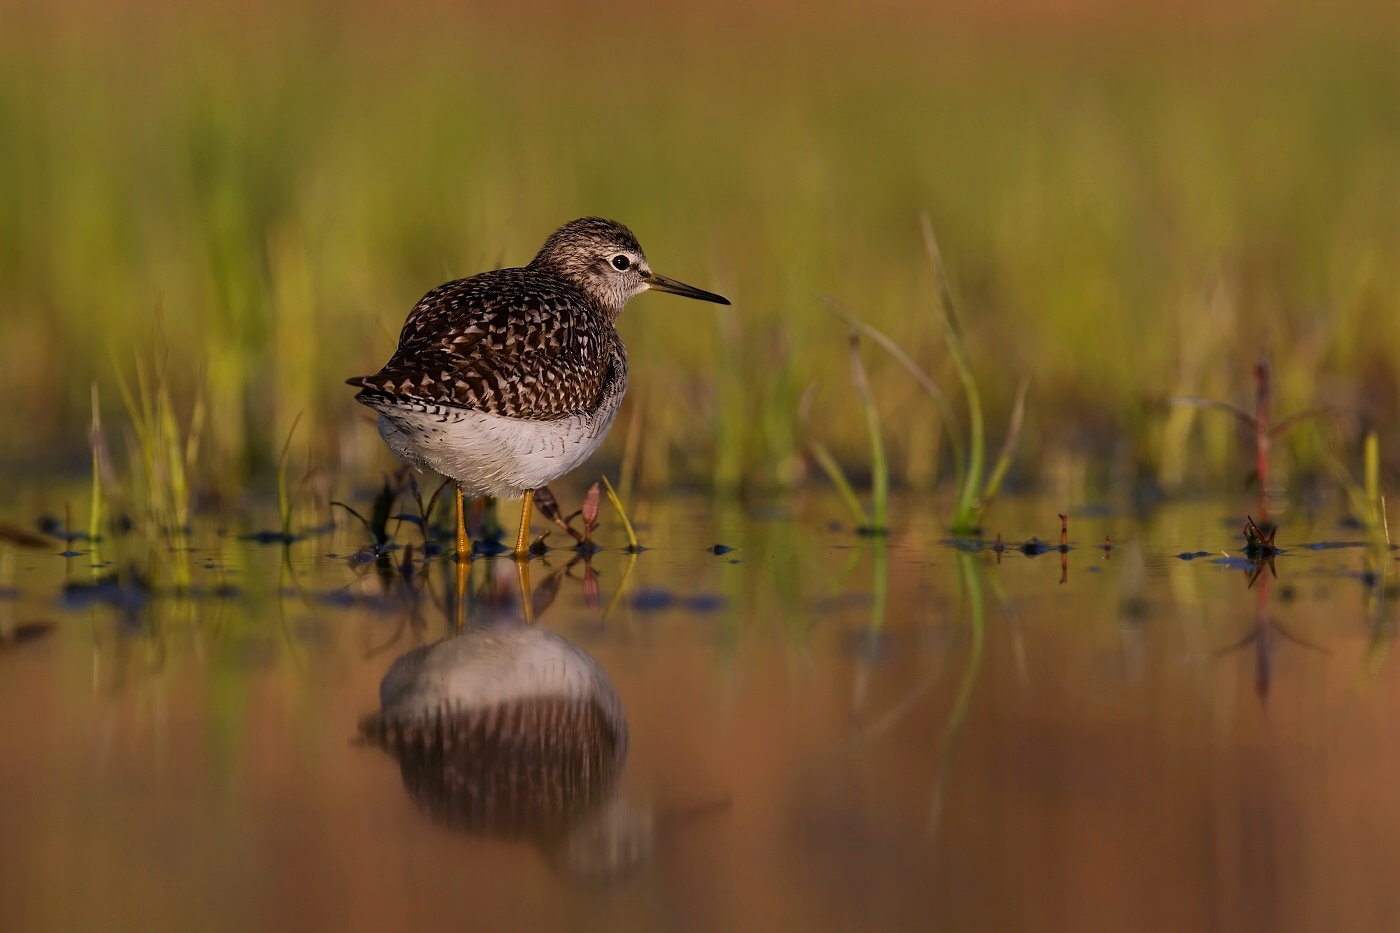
[528,259,626,322]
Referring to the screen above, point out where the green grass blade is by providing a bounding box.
[822,298,967,500]
[1365,430,1380,513]
[87,383,105,566]
[277,412,304,539]
[978,376,1030,514]
[599,473,639,552]
[920,214,984,532]
[847,333,887,533]
[799,382,870,528]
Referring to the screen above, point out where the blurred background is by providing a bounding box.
[2,0,1398,503]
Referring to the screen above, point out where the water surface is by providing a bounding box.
[1,495,1397,932]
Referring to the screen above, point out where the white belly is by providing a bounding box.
[372,399,620,498]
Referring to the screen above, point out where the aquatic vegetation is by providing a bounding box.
[274,413,305,544]
[1170,354,1328,524]
[799,382,872,531]
[1241,515,1280,561]
[5,9,1400,506]
[1336,432,1400,678]
[848,333,890,533]
[809,240,1028,535]
[599,474,640,553]
[1322,430,1393,593]
[579,483,601,550]
[331,476,398,552]
[817,220,1030,535]
[87,384,109,563]
[110,351,203,547]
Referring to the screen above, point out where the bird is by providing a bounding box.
[347,217,730,560]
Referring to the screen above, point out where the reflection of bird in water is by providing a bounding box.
[357,623,651,881]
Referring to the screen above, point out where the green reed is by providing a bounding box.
[800,326,891,535]
[3,12,1400,504]
[821,221,1029,534]
[110,346,206,587]
[87,383,107,566]
[1324,430,1391,575]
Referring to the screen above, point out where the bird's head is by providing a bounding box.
[529,217,730,318]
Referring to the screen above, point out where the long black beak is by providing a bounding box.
[645,272,730,305]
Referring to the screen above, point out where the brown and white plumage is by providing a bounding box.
[348,218,727,499]
[349,266,623,420]
[348,217,728,551]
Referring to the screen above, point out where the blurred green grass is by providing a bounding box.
[2,2,1399,502]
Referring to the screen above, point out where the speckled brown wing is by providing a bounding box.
[348,268,617,419]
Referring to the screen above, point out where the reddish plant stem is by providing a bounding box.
[1254,357,1271,526]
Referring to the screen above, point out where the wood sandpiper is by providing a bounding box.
[348,217,729,560]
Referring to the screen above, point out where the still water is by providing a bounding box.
[1,495,1398,932]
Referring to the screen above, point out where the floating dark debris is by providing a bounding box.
[709,544,734,555]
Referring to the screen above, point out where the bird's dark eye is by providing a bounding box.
[611,255,630,271]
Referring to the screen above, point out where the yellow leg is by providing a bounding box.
[516,558,535,625]
[455,484,469,563]
[514,489,535,558]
